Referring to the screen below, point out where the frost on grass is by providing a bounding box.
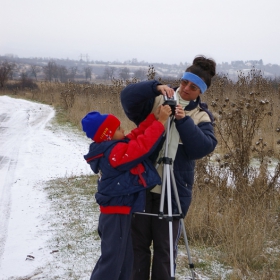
[42,174,235,280]
[43,175,100,280]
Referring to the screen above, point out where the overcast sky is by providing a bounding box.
[1,0,280,65]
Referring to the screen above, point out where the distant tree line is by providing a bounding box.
[0,60,39,89]
[101,66,146,80]
[0,59,94,86]
[1,55,280,87]
[0,59,150,88]
[42,60,94,82]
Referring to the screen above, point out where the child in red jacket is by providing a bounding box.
[82,105,171,280]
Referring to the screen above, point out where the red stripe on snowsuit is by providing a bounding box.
[100,205,131,214]
[86,153,104,162]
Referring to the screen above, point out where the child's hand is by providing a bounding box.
[154,105,161,120]
[158,105,172,125]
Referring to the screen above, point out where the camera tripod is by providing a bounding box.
[157,115,195,280]
[136,115,196,279]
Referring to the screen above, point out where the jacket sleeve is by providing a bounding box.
[176,117,217,160]
[109,119,165,170]
[120,80,162,126]
[125,114,157,140]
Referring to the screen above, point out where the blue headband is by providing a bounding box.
[181,72,207,93]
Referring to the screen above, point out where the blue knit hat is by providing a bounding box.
[81,111,120,142]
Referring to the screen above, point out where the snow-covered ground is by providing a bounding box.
[0,95,92,279]
[0,95,232,280]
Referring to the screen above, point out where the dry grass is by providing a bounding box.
[186,69,280,278]
[1,67,280,279]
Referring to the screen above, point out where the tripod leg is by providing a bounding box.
[158,163,176,279]
[158,116,190,279]
[170,168,196,280]
[165,164,175,279]
[159,162,167,219]
[159,115,172,219]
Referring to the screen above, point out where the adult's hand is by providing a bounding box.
[156,85,174,98]
[175,104,185,120]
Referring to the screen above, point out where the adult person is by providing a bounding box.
[120,55,218,280]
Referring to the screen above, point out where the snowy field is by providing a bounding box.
[0,95,231,280]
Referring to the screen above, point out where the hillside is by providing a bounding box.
[1,55,280,83]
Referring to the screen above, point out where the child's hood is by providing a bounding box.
[83,140,122,173]
[84,141,110,173]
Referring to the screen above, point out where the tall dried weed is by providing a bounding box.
[187,69,280,277]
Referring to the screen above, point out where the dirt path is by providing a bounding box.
[0,95,91,279]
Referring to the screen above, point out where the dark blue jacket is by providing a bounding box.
[120,80,217,216]
[84,114,165,214]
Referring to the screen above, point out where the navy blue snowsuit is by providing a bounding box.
[84,114,165,280]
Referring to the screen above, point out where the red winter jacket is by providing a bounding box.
[84,114,165,214]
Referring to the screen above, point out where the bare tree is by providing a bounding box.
[43,60,57,81]
[30,64,41,81]
[0,61,15,87]
[20,71,28,81]
[84,66,92,81]
[108,67,117,79]
[57,65,68,82]
[19,71,30,87]
[118,67,130,80]
[8,64,18,80]
[103,67,110,80]
[103,66,117,80]
[134,68,146,81]
[53,65,59,81]
[68,66,77,80]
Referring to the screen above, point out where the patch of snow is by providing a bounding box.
[0,95,92,279]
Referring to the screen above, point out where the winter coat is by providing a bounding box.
[84,114,165,214]
[120,80,217,216]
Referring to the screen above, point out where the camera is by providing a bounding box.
[163,95,177,115]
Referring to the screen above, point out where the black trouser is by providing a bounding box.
[131,191,181,280]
